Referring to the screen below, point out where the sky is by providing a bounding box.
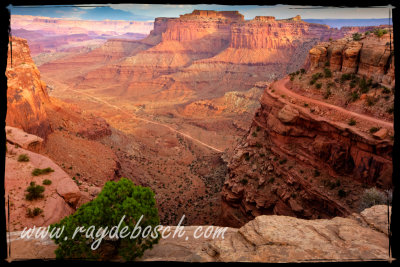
[8,4,394,22]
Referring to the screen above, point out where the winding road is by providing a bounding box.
[273,78,394,129]
[48,79,224,153]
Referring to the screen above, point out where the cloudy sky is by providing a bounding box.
[8,4,393,21]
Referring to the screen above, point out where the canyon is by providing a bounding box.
[5,9,394,262]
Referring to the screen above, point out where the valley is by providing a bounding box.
[6,8,394,241]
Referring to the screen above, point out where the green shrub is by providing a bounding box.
[348,118,356,126]
[315,83,322,89]
[43,179,52,185]
[27,207,43,218]
[374,29,387,37]
[350,80,357,88]
[350,91,360,102]
[32,167,54,176]
[324,68,332,78]
[279,158,287,165]
[365,31,370,36]
[241,178,248,185]
[369,127,381,134]
[25,182,45,201]
[341,73,351,83]
[387,107,394,114]
[49,178,160,260]
[268,177,275,184]
[314,170,320,177]
[252,131,257,137]
[18,154,30,162]
[352,32,362,41]
[325,61,330,67]
[359,77,370,93]
[310,79,316,85]
[300,68,306,74]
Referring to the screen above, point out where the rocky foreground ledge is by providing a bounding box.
[7,205,391,262]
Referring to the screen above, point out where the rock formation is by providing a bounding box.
[37,10,382,105]
[7,205,391,262]
[6,36,52,138]
[220,77,393,227]
[309,29,394,87]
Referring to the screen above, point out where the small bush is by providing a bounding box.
[18,154,30,162]
[314,170,321,177]
[350,80,357,88]
[244,152,250,161]
[315,83,322,89]
[252,131,257,137]
[341,73,351,83]
[25,182,45,201]
[387,107,394,114]
[32,167,54,176]
[350,91,360,102]
[268,177,275,184]
[300,68,306,74]
[352,32,362,41]
[348,118,356,126]
[325,61,330,67]
[365,31,370,36]
[324,68,332,78]
[358,187,387,211]
[279,158,287,165]
[42,179,52,185]
[369,127,381,134]
[241,178,248,185]
[374,29,387,37]
[359,77,370,93]
[27,207,43,218]
[310,79,316,85]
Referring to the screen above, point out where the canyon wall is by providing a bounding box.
[220,80,393,227]
[11,15,153,36]
[309,29,394,87]
[6,36,52,138]
[39,11,384,104]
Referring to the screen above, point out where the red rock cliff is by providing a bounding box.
[6,36,52,138]
[309,29,394,87]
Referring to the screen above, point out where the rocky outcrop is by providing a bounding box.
[6,36,52,138]
[309,30,394,87]
[5,126,43,152]
[220,81,393,227]
[5,133,81,231]
[6,205,391,262]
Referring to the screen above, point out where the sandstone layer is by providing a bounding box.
[309,29,394,88]
[6,205,391,262]
[38,11,381,106]
[220,79,393,227]
[6,36,52,138]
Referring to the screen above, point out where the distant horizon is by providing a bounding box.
[8,4,393,23]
